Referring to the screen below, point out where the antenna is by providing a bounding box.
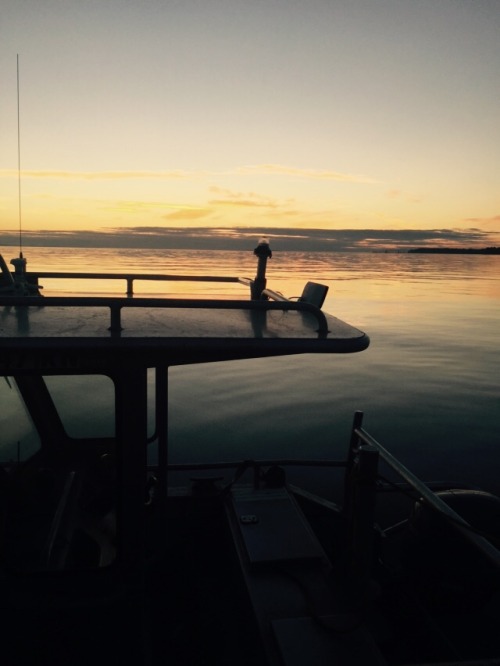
[11,55,38,295]
[17,54,23,258]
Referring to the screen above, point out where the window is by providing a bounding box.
[44,374,115,438]
[0,377,41,462]
[1,375,118,572]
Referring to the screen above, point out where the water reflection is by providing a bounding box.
[19,247,500,499]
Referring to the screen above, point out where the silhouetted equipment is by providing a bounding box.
[0,254,15,290]
[298,281,329,309]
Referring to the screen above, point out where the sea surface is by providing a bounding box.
[3,245,500,502]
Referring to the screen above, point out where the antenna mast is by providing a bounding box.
[10,55,37,295]
[17,54,23,258]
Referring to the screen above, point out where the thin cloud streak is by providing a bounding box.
[162,209,214,221]
[0,164,377,184]
[465,215,500,225]
[209,199,278,208]
[208,186,283,210]
[235,164,377,183]
[102,201,212,214]
[0,169,207,181]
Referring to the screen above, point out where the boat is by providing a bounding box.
[1,239,500,666]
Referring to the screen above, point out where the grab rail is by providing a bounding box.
[28,271,248,296]
[348,411,500,569]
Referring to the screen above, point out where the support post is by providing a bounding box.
[115,364,148,574]
[108,304,123,334]
[343,410,364,517]
[343,443,379,608]
[156,364,169,548]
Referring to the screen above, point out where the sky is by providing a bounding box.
[1,0,499,251]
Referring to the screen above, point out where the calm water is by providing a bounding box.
[6,246,500,501]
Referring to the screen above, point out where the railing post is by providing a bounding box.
[341,411,380,607]
[251,237,272,299]
[343,443,379,608]
[108,304,123,334]
[126,278,134,297]
[155,364,169,550]
[343,410,364,515]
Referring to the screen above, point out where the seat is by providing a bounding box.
[298,282,329,309]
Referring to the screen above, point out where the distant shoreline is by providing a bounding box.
[408,247,500,255]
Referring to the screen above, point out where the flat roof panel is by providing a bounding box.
[0,298,369,369]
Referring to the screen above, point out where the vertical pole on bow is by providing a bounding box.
[251,237,272,299]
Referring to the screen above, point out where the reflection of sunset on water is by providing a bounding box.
[1,244,499,518]
[14,245,499,331]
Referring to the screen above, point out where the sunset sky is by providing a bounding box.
[1,0,499,250]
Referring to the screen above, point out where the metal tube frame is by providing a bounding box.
[348,410,500,569]
[0,295,330,336]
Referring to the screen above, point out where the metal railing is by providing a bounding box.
[0,294,330,336]
[347,410,500,569]
[28,271,249,296]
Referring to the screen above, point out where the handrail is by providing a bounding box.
[260,287,330,334]
[27,271,249,296]
[0,295,330,336]
[31,272,242,281]
[352,417,500,569]
[260,288,288,302]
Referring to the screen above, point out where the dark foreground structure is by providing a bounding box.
[1,244,499,665]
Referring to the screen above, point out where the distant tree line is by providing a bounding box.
[408,247,500,255]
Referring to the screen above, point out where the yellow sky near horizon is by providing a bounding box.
[2,165,498,240]
[1,1,499,246]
